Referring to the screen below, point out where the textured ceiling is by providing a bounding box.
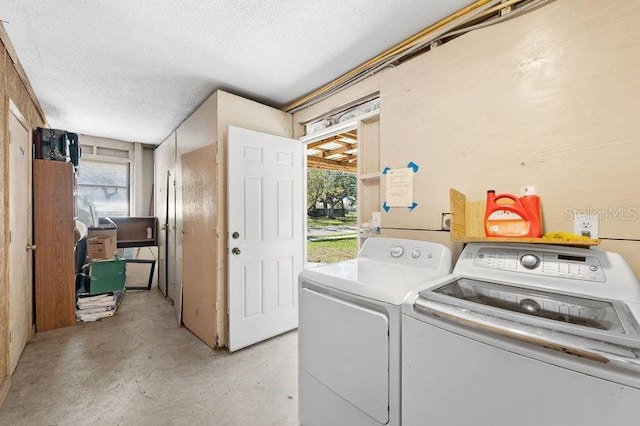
[1,0,473,144]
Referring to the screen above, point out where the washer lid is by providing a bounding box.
[301,259,449,305]
[417,277,640,348]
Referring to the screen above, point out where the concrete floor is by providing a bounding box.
[0,289,298,425]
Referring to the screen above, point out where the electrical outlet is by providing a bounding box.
[574,217,599,239]
[441,213,451,231]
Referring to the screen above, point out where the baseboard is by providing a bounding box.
[0,376,10,407]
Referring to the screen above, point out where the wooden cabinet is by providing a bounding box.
[33,160,76,331]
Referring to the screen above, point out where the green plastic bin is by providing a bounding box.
[89,258,126,295]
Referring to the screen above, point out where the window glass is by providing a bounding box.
[78,161,129,225]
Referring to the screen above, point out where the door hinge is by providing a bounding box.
[8,131,12,144]
[9,330,12,343]
[9,231,12,243]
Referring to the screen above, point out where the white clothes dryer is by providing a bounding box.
[402,243,640,426]
[298,238,452,426]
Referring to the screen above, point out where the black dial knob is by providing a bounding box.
[520,254,540,269]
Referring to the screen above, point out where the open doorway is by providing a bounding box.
[305,130,358,265]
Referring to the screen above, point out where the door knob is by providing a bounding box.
[232,247,241,255]
[232,231,240,239]
[26,244,37,251]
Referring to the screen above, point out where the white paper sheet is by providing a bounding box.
[386,168,414,207]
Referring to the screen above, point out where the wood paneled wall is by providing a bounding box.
[294,0,640,278]
[378,0,640,276]
[1,26,46,403]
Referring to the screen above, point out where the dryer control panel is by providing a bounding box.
[473,248,605,283]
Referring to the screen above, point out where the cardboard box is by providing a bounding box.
[87,236,117,261]
[87,226,117,242]
[89,258,126,295]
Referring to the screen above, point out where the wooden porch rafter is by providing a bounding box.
[306,131,358,172]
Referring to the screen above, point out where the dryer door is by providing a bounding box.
[300,288,389,423]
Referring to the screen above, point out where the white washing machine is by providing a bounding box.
[298,238,452,426]
[402,243,640,426]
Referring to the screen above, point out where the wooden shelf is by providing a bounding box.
[106,216,158,248]
[117,238,157,248]
[450,188,600,247]
[359,172,380,181]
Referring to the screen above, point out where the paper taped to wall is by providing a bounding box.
[386,168,414,207]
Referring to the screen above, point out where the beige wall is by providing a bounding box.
[214,90,293,345]
[1,31,46,400]
[155,89,292,346]
[294,0,640,277]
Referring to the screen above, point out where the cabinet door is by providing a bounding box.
[181,144,218,347]
[34,160,76,331]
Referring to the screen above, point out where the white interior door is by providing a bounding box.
[167,170,177,308]
[159,169,177,306]
[8,103,33,373]
[155,157,167,296]
[154,138,175,298]
[228,126,303,351]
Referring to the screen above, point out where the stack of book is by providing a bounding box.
[76,290,125,322]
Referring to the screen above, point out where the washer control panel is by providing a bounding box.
[473,248,605,282]
[357,238,451,271]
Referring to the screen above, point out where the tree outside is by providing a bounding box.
[307,169,358,264]
[307,169,357,218]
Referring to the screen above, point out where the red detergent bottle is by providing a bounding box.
[519,186,542,237]
[484,186,542,238]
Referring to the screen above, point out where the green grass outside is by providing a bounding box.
[307,237,358,263]
[307,212,357,227]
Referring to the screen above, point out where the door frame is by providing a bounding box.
[299,122,356,267]
[298,111,380,264]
